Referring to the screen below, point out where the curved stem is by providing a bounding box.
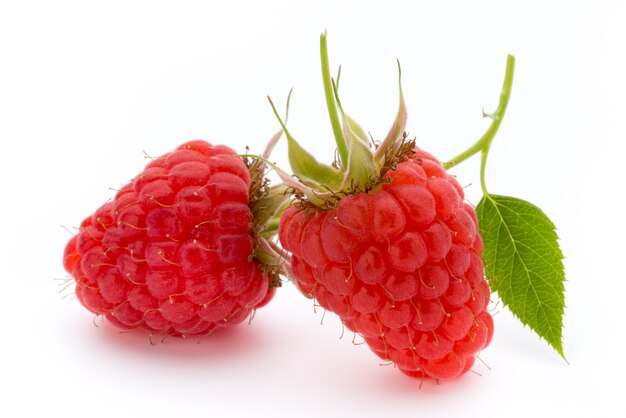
[480,148,490,195]
[320,31,348,168]
[443,54,516,171]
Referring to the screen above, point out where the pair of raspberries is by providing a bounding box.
[63,139,492,380]
[63,34,498,381]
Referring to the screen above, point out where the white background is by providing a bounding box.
[1,1,623,416]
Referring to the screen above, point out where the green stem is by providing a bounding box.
[480,148,490,195]
[320,31,348,168]
[443,54,516,177]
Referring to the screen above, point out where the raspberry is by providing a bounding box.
[268,33,498,379]
[280,151,493,379]
[63,140,283,337]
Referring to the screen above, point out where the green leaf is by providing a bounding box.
[476,194,566,359]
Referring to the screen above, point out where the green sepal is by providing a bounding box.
[261,216,281,238]
[331,80,376,190]
[251,184,290,230]
[346,114,370,144]
[268,96,344,191]
[261,89,293,160]
[239,153,332,206]
[320,31,349,168]
[374,60,408,166]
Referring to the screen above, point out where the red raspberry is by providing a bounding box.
[63,140,281,337]
[271,33,496,379]
[279,149,493,379]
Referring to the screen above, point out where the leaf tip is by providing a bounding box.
[553,341,568,364]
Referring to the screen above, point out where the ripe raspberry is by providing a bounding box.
[63,140,284,337]
[280,149,493,379]
[272,33,494,379]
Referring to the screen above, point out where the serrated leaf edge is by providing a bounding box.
[478,194,567,360]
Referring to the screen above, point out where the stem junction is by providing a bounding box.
[443,55,515,195]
